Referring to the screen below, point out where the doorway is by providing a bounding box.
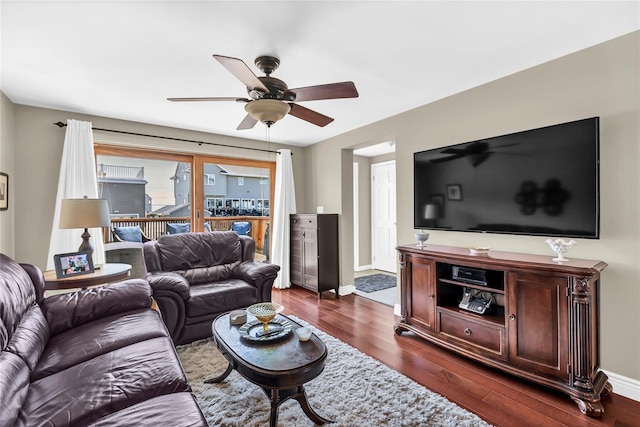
[352,143,397,307]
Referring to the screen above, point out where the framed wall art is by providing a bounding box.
[0,172,8,211]
[447,184,462,201]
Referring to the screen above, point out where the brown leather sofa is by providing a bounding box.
[0,253,207,427]
[143,231,280,345]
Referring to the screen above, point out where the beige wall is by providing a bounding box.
[303,32,640,381]
[0,93,16,256]
[7,104,307,268]
[353,155,371,268]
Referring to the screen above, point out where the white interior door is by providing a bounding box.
[371,161,397,273]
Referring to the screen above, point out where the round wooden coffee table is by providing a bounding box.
[209,312,332,427]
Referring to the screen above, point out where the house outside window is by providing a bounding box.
[204,174,216,185]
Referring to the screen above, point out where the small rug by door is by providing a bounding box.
[176,316,493,427]
[355,273,396,293]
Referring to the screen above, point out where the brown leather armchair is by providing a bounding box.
[143,231,280,345]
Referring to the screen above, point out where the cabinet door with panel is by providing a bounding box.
[290,219,303,286]
[506,272,570,381]
[302,226,318,290]
[402,254,436,332]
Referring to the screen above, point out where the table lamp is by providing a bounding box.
[59,197,111,257]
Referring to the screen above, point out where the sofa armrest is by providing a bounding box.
[41,279,152,336]
[146,272,190,300]
[233,262,280,302]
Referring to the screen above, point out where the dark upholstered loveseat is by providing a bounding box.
[0,253,207,427]
[143,231,280,345]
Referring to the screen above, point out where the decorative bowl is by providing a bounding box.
[545,239,577,263]
[247,303,284,331]
[295,327,312,342]
[414,231,430,247]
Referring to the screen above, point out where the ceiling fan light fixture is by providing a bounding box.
[245,99,291,126]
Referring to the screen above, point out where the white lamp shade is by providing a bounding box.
[424,203,443,219]
[59,198,111,229]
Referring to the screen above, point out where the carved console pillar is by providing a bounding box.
[569,276,611,417]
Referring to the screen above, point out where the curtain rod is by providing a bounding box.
[52,121,282,155]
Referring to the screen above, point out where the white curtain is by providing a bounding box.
[271,149,296,289]
[47,119,105,269]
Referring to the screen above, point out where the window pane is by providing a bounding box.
[202,162,270,218]
[96,156,191,239]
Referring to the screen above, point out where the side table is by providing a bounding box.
[44,263,131,290]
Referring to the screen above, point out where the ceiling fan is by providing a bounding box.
[168,55,359,130]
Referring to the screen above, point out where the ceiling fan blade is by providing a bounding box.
[213,55,269,93]
[289,81,359,102]
[167,97,250,102]
[288,103,334,127]
[236,114,258,130]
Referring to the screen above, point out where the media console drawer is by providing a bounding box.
[437,308,505,358]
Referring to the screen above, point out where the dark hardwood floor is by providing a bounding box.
[273,286,640,427]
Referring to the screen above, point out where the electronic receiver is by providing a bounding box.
[452,266,487,286]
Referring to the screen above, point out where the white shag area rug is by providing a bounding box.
[176,316,493,427]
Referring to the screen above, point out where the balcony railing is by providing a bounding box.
[104,216,269,252]
[97,164,144,180]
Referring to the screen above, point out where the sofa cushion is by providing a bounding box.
[113,226,145,243]
[32,309,169,381]
[167,222,191,234]
[156,231,242,282]
[87,393,207,427]
[185,279,256,318]
[15,337,191,427]
[0,351,30,427]
[41,279,152,336]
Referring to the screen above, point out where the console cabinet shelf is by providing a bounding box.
[394,244,610,417]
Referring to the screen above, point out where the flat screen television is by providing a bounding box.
[414,117,600,239]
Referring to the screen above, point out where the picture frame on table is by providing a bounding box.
[0,172,8,211]
[54,251,95,279]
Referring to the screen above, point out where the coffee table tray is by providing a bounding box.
[239,318,293,343]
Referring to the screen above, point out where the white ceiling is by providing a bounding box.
[1,1,638,147]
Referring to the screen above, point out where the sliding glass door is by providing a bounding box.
[95,145,274,254]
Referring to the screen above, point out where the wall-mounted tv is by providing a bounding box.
[414,117,600,239]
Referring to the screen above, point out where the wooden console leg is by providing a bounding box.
[571,396,605,418]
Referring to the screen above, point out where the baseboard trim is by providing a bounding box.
[355,264,373,272]
[603,369,640,402]
[394,303,401,316]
